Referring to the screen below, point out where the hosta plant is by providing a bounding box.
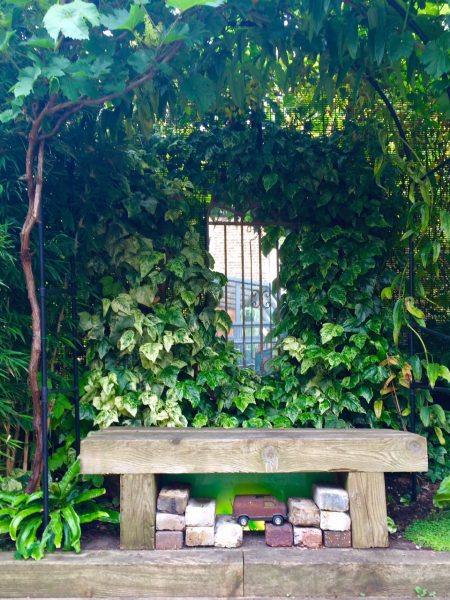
[0,460,118,560]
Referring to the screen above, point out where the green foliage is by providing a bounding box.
[433,474,450,508]
[0,460,118,560]
[151,124,449,473]
[79,168,265,428]
[404,510,450,552]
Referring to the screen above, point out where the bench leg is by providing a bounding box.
[347,472,389,549]
[120,474,157,550]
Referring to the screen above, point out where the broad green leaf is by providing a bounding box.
[61,505,81,552]
[166,0,224,11]
[388,32,414,61]
[374,399,383,419]
[440,210,450,239]
[420,405,430,427]
[421,34,450,78]
[426,363,441,388]
[9,506,43,541]
[118,329,135,352]
[328,285,346,306]
[128,49,156,75]
[12,66,41,98]
[72,488,106,505]
[392,298,403,346]
[320,323,344,345]
[192,413,208,427]
[100,5,145,31]
[180,74,216,113]
[405,297,425,320]
[262,173,279,192]
[139,342,163,363]
[43,0,101,41]
[433,475,450,508]
[0,29,14,52]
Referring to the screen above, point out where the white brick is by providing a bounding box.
[320,510,351,531]
[185,526,214,546]
[185,498,216,527]
[288,498,320,527]
[157,485,190,515]
[313,485,349,512]
[156,512,185,531]
[214,515,243,548]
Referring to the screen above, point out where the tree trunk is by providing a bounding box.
[21,138,46,493]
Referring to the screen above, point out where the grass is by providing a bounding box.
[404,510,450,552]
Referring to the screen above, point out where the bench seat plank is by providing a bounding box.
[80,428,427,475]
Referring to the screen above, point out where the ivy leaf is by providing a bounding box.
[118,330,135,352]
[139,342,163,364]
[320,323,344,345]
[192,413,208,427]
[262,173,279,192]
[328,285,346,306]
[43,0,101,41]
[422,34,450,78]
[404,297,425,320]
[166,0,224,11]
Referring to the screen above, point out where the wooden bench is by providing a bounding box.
[80,427,428,550]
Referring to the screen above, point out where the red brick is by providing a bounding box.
[265,523,293,547]
[294,527,323,549]
[155,530,183,550]
[323,530,351,548]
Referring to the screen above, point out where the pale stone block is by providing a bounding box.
[288,498,320,527]
[214,515,243,548]
[185,498,216,527]
[320,510,351,531]
[293,527,323,549]
[185,526,215,547]
[157,485,190,515]
[313,484,349,512]
[156,512,185,531]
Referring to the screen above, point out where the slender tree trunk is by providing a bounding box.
[21,138,46,493]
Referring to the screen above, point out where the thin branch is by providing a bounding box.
[37,41,183,141]
[365,74,412,161]
[386,0,428,43]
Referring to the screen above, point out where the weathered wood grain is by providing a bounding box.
[244,547,450,598]
[0,550,243,598]
[347,472,389,549]
[2,548,450,598]
[80,428,427,474]
[120,474,157,550]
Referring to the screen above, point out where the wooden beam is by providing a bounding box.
[120,474,157,550]
[244,547,450,598]
[0,549,244,598]
[80,428,428,475]
[347,472,389,548]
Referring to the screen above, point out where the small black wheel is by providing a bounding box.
[238,515,249,527]
[272,514,284,526]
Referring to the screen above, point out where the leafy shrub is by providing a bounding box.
[433,475,450,508]
[404,510,450,552]
[0,460,118,560]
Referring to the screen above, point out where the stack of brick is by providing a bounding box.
[313,484,351,548]
[288,498,322,549]
[185,498,216,547]
[155,484,190,550]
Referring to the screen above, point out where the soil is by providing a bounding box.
[386,473,439,548]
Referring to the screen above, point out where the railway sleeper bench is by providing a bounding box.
[80,427,428,550]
